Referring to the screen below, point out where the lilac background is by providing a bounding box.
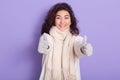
[0,0,120,80]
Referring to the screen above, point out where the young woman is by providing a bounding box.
[38,2,93,80]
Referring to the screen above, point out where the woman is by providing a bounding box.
[38,2,93,80]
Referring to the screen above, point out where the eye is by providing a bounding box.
[56,16,61,19]
[65,17,69,19]
[56,17,60,19]
[65,16,70,19]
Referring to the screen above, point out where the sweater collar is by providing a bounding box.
[49,26,70,40]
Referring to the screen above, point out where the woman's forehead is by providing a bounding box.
[56,10,70,16]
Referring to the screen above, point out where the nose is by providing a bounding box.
[60,18,65,24]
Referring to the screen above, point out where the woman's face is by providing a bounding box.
[55,10,71,31]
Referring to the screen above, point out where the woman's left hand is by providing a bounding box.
[80,35,93,56]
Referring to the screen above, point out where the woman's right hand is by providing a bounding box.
[38,33,53,54]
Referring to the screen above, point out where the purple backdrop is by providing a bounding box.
[0,0,120,80]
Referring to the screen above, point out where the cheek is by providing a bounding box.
[66,20,71,26]
[55,19,60,26]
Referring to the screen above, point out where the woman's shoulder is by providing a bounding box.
[72,34,83,41]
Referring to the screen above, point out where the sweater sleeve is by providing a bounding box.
[38,33,53,55]
[73,36,84,58]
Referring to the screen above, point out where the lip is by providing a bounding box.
[59,25,66,28]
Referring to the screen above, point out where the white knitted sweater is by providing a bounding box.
[38,27,93,80]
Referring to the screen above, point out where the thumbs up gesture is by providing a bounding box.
[38,33,53,54]
[80,35,93,56]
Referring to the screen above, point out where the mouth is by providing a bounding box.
[59,25,66,28]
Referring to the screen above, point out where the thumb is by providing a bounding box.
[82,35,87,45]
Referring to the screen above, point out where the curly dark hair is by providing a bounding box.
[41,2,79,35]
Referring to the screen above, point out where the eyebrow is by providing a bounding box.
[56,15,70,17]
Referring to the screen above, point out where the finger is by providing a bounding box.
[84,35,87,42]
